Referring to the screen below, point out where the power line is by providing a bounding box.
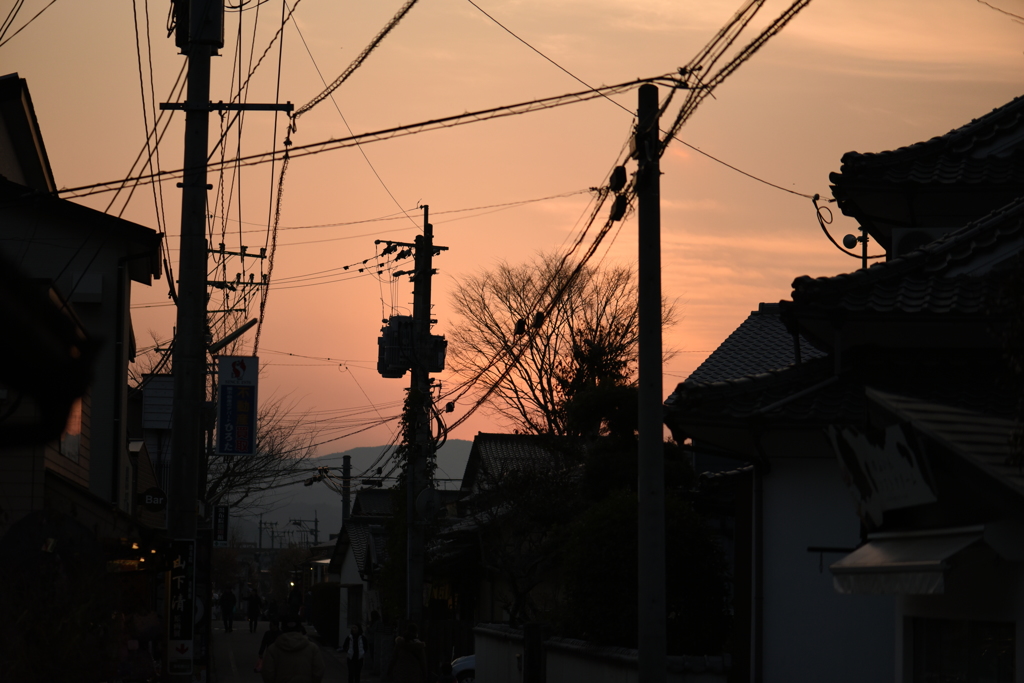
[290,0,421,122]
[0,0,55,49]
[212,188,594,233]
[56,75,672,198]
[287,1,419,229]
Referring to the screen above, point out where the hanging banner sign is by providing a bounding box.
[167,539,195,675]
[216,356,258,456]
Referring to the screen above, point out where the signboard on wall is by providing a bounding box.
[827,423,937,526]
[213,504,229,547]
[216,356,258,456]
[167,539,195,675]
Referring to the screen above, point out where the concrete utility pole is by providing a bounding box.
[375,208,447,623]
[636,83,667,683]
[164,2,291,678]
[166,3,219,680]
[407,205,434,623]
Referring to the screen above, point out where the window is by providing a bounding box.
[913,617,1014,682]
[60,397,82,462]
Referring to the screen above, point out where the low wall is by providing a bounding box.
[547,638,729,683]
[474,624,525,683]
[474,624,730,683]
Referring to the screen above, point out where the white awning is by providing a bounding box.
[830,526,983,595]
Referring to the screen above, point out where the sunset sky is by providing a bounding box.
[4,0,1022,454]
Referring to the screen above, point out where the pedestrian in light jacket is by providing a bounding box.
[340,624,367,683]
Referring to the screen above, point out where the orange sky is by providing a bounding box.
[5,0,1022,452]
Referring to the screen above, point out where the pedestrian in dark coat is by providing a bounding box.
[287,585,303,620]
[247,588,262,633]
[261,620,325,683]
[387,624,427,683]
[221,587,237,632]
[339,624,367,683]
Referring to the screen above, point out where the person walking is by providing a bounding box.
[261,619,325,683]
[339,624,367,683]
[247,587,262,633]
[255,620,281,674]
[220,587,237,633]
[387,624,427,683]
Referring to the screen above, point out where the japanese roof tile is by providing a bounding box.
[464,433,576,489]
[789,195,1024,314]
[667,353,1014,429]
[831,95,1024,188]
[669,357,857,425]
[686,302,826,385]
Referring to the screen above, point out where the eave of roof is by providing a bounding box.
[868,389,1024,503]
[785,195,1024,321]
[0,178,162,284]
[831,94,1024,185]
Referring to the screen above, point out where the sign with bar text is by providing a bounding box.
[216,356,258,456]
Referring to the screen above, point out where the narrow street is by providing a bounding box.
[209,620,385,683]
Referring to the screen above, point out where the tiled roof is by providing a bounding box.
[788,195,1024,314]
[669,357,860,426]
[667,353,1015,432]
[686,303,826,385]
[462,433,575,490]
[337,518,389,577]
[791,274,998,316]
[830,94,1024,187]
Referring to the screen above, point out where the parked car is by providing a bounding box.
[451,654,475,682]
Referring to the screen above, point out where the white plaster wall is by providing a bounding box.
[762,456,895,683]
[337,545,363,637]
[475,630,524,683]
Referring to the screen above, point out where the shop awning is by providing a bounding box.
[830,526,983,595]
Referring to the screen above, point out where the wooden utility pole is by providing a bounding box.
[636,82,667,683]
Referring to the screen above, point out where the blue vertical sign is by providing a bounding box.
[216,356,258,456]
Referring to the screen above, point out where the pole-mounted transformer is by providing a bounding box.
[377,315,447,378]
[173,0,225,53]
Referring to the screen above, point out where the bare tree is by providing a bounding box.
[130,339,319,512]
[447,253,676,435]
[205,394,319,512]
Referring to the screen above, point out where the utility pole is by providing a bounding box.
[374,207,448,624]
[166,3,219,680]
[407,205,435,624]
[164,4,291,678]
[636,83,667,683]
[342,454,352,522]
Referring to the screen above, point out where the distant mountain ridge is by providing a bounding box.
[229,438,473,545]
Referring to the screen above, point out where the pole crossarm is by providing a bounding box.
[160,101,294,112]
